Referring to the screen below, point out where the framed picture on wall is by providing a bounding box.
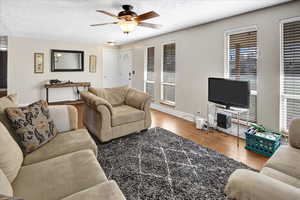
[34,53,44,73]
[89,55,97,73]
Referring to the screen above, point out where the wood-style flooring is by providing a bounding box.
[0,90,7,98]
[150,109,268,170]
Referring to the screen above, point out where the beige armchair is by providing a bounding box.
[80,86,152,142]
[225,118,300,200]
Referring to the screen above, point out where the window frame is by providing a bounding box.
[144,45,155,100]
[279,16,300,132]
[224,26,258,122]
[160,41,176,106]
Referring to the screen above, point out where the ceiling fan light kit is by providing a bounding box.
[91,5,161,34]
[106,41,116,46]
[118,19,138,34]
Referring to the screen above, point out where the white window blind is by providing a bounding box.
[280,19,300,131]
[161,43,176,104]
[144,47,155,99]
[226,30,257,122]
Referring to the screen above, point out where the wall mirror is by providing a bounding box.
[51,50,84,72]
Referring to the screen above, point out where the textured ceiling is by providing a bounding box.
[0,0,291,45]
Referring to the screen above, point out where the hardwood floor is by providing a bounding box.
[0,90,7,98]
[150,109,269,170]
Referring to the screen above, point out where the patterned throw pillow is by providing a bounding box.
[0,194,23,200]
[5,100,58,154]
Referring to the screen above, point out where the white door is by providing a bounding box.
[119,49,133,87]
[102,49,121,88]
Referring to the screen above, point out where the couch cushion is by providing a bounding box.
[49,105,78,132]
[0,169,13,196]
[0,122,23,183]
[12,150,107,200]
[23,129,97,165]
[261,167,300,189]
[61,181,125,200]
[125,88,151,110]
[0,94,19,142]
[6,100,58,154]
[89,86,128,106]
[112,105,145,127]
[264,145,300,180]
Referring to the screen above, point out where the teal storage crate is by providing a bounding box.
[245,131,281,157]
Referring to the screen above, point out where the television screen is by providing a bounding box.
[208,78,250,109]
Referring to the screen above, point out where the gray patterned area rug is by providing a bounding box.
[93,127,252,200]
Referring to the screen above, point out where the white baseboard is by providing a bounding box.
[150,103,195,122]
[150,103,246,139]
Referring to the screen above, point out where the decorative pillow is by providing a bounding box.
[0,194,23,200]
[5,100,58,154]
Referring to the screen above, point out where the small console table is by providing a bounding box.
[45,82,90,104]
[44,82,90,128]
[207,103,249,147]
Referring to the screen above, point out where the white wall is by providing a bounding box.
[120,1,300,131]
[7,37,104,104]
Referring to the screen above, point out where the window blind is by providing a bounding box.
[227,30,257,122]
[147,47,155,81]
[145,47,155,98]
[0,51,7,89]
[161,43,176,103]
[281,20,300,131]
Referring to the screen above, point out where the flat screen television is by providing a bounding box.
[208,78,250,109]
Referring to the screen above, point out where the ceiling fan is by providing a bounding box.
[90,5,162,34]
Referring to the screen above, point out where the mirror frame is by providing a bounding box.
[51,49,84,72]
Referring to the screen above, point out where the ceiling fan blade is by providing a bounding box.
[135,11,159,21]
[96,10,119,18]
[138,22,162,29]
[90,22,118,27]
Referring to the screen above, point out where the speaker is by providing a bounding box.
[217,113,232,129]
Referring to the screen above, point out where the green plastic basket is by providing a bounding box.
[245,132,281,157]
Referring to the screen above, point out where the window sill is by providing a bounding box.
[160,101,176,107]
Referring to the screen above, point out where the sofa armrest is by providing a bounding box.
[225,169,300,200]
[48,105,78,132]
[125,88,151,110]
[288,118,300,149]
[93,105,112,142]
[80,91,113,115]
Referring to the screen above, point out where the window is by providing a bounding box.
[226,29,258,122]
[161,42,176,105]
[280,18,300,131]
[0,36,7,90]
[144,46,155,99]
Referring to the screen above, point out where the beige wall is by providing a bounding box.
[7,37,103,104]
[121,1,300,131]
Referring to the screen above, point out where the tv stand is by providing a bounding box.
[207,103,249,147]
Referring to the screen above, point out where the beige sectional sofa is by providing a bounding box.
[225,118,300,200]
[80,86,152,142]
[0,95,125,200]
